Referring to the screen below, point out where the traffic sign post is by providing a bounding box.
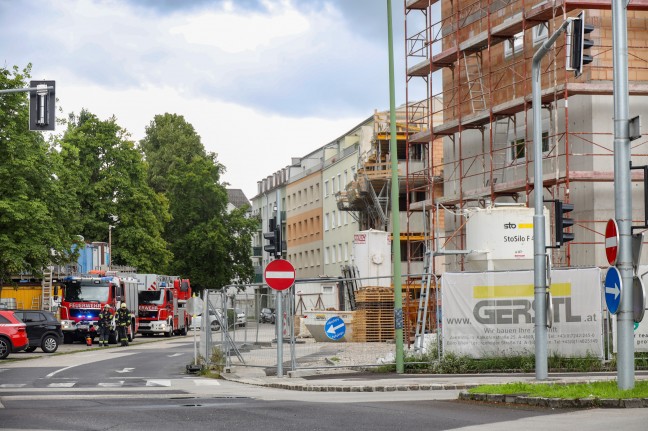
[264,259,296,291]
[605,219,619,266]
[324,316,346,341]
[605,266,623,315]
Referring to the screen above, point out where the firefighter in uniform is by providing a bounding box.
[98,304,114,347]
[116,303,132,346]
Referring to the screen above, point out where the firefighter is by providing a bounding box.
[98,304,114,347]
[116,302,132,346]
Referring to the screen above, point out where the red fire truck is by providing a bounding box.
[137,276,191,337]
[57,273,139,344]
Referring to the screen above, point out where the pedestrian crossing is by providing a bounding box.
[0,379,221,389]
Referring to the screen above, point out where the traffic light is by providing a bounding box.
[29,80,56,131]
[263,217,277,257]
[568,11,595,77]
[555,200,575,246]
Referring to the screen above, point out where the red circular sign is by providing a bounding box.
[264,259,296,291]
[605,219,619,266]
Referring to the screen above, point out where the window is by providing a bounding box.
[324,247,330,264]
[324,213,329,231]
[337,211,341,227]
[331,211,336,229]
[533,23,548,45]
[542,131,550,153]
[310,185,314,203]
[344,170,348,186]
[315,183,320,200]
[331,177,336,194]
[505,32,524,58]
[322,285,333,294]
[344,243,349,261]
[511,138,526,160]
[324,181,329,197]
[337,174,342,192]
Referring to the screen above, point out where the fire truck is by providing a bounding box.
[57,272,140,344]
[136,275,191,337]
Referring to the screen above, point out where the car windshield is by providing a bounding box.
[64,283,109,302]
[139,290,164,305]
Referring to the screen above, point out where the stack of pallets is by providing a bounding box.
[352,286,407,342]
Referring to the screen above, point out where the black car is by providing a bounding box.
[12,310,63,353]
[259,307,275,324]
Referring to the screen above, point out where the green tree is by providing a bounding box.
[140,113,256,291]
[0,64,81,292]
[59,110,171,272]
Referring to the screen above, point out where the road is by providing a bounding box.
[1,336,648,430]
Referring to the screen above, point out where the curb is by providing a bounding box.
[226,377,479,392]
[459,391,648,408]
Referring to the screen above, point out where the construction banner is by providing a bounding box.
[441,268,603,358]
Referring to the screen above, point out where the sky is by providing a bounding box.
[0,0,408,199]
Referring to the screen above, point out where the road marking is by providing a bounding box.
[98,381,124,387]
[193,379,220,386]
[0,399,3,408]
[0,384,26,388]
[115,368,134,373]
[167,353,183,357]
[146,380,171,387]
[47,382,76,388]
[46,366,76,378]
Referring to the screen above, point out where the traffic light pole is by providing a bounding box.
[532,19,571,381]
[611,0,635,390]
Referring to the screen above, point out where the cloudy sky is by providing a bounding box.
[0,0,408,199]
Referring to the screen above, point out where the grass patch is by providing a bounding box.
[468,380,648,399]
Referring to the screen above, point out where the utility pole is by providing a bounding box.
[532,19,572,381]
[386,0,404,374]
[611,0,635,390]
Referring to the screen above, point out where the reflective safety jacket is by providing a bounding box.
[116,308,131,326]
[98,310,114,328]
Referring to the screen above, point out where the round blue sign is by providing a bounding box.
[604,266,623,315]
[324,316,346,341]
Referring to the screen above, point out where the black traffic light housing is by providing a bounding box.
[569,11,595,77]
[555,200,575,247]
[263,217,282,258]
[29,80,56,131]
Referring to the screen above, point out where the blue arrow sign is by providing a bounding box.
[604,266,623,314]
[324,316,346,341]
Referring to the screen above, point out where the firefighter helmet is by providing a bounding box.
[121,303,126,308]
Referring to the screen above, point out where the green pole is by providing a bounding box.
[387,0,404,374]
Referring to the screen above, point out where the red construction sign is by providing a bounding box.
[605,218,619,266]
[264,259,296,291]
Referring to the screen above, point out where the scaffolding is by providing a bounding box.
[405,0,648,332]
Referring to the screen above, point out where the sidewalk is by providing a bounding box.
[221,365,648,393]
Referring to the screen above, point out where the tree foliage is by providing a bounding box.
[140,113,256,291]
[58,110,171,272]
[0,64,81,287]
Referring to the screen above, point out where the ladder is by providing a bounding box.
[341,265,361,311]
[414,250,433,352]
[462,51,487,113]
[41,266,53,311]
[490,116,513,185]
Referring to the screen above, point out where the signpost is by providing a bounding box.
[185,295,204,372]
[264,259,296,378]
[324,316,346,341]
[605,266,623,315]
[605,219,619,266]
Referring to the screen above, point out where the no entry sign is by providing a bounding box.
[264,259,296,291]
[605,218,619,266]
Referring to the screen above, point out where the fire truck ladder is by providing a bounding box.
[413,250,433,352]
[41,266,54,311]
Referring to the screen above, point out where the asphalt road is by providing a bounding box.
[1,336,648,431]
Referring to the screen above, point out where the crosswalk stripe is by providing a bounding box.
[98,381,124,387]
[0,384,25,388]
[193,379,220,386]
[146,379,171,387]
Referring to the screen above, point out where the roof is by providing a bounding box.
[227,189,250,209]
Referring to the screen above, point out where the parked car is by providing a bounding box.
[259,307,275,324]
[0,310,29,359]
[235,308,246,327]
[12,310,63,354]
[190,310,221,331]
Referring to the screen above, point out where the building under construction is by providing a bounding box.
[403,0,648,331]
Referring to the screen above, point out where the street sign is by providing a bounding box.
[324,316,346,341]
[604,266,623,314]
[264,259,296,291]
[605,219,619,266]
[633,276,646,323]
